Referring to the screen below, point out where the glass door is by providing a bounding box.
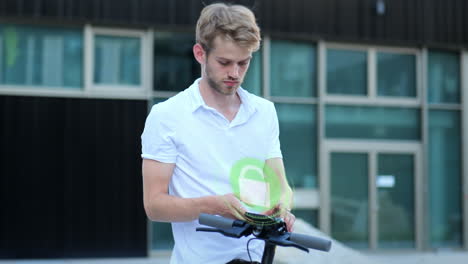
[377,153,415,249]
[330,152,369,249]
[322,141,422,250]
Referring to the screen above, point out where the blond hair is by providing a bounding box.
[196,3,261,53]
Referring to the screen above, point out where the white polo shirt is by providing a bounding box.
[141,78,282,264]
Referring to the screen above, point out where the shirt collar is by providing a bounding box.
[189,78,257,116]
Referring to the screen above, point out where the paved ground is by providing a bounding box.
[367,251,468,264]
[2,220,467,264]
[1,252,468,264]
[1,251,468,264]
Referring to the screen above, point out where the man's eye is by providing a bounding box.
[218,61,229,66]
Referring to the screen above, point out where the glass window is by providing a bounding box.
[0,24,82,88]
[325,105,420,140]
[331,152,369,249]
[242,49,262,96]
[276,103,316,188]
[327,49,367,95]
[428,110,462,248]
[154,32,198,92]
[377,52,416,97]
[270,40,316,97]
[377,153,415,248]
[428,51,460,104]
[152,222,174,250]
[292,209,318,227]
[94,35,141,86]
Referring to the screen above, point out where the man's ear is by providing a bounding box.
[193,43,206,65]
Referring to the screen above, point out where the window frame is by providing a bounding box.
[324,43,421,107]
[0,23,85,94]
[85,25,153,96]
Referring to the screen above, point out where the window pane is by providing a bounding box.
[331,153,369,249]
[94,35,140,86]
[377,52,416,97]
[292,209,318,227]
[0,24,82,88]
[242,49,262,96]
[152,222,174,250]
[270,40,316,97]
[377,154,415,249]
[276,104,316,188]
[150,96,173,250]
[428,51,460,104]
[154,32,198,92]
[327,49,367,95]
[325,105,420,140]
[429,110,462,247]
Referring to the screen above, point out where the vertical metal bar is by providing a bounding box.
[369,151,377,250]
[143,29,154,99]
[420,48,429,250]
[262,36,271,99]
[317,41,329,234]
[461,51,468,251]
[320,142,330,235]
[84,24,93,94]
[368,48,376,99]
[415,146,424,250]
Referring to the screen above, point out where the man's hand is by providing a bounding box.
[213,193,248,221]
[263,203,296,232]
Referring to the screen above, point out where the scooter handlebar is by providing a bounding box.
[289,232,332,252]
[198,213,235,230]
[198,213,332,252]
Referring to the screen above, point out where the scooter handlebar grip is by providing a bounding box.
[198,213,234,230]
[289,232,332,252]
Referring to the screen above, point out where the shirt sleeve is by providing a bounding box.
[141,104,178,163]
[267,102,283,159]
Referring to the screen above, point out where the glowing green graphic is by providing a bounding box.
[230,158,283,212]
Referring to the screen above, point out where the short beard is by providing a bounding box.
[204,61,238,96]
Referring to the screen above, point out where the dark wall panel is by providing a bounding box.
[2,0,468,47]
[0,96,148,259]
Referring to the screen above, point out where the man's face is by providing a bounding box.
[203,37,252,95]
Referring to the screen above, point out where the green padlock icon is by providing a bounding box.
[239,164,271,208]
[230,158,281,212]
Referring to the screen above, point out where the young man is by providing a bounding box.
[141,3,294,263]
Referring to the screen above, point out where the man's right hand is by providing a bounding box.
[213,193,247,221]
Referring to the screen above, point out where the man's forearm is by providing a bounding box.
[145,193,220,222]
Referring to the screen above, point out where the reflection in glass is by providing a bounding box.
[276,104,316,188]
[152,222,174,250]
[94,35,141,85]
[327,49,367,95]
[325,105,420,140]
[377,52,416,97]
[428,51,460,104]
[0,24,83,88]
[270,40,316,97]
[242,50,262,96]
[429,110,462,247]
[331,153,369,249]
[154,32,198,92]
[377,154,415,248]
[292,209,318,227]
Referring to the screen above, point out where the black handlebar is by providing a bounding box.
[289,232,331,252]
[199,213,235,229]
[197,213,332,253]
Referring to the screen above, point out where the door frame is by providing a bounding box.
[319,139,423,250]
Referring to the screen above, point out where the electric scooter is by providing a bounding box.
[197,212,332,264]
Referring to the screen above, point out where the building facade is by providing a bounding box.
[1,0,467,259]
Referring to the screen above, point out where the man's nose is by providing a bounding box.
[228,64,240,79]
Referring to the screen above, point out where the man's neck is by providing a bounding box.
[199,78,241,122]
